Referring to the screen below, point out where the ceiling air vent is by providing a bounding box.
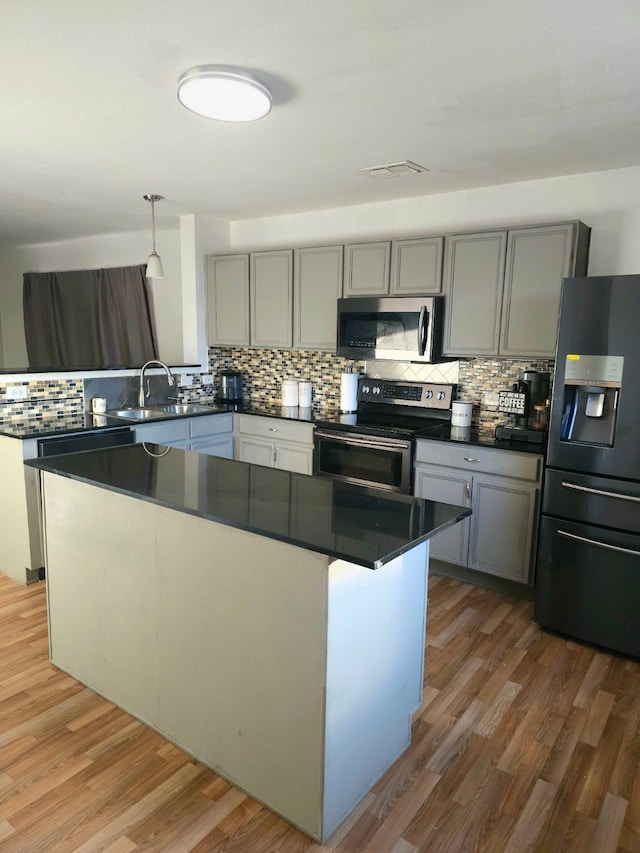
[361,160,429,179]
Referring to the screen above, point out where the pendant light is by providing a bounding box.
[143,194,164,279]
[177,66,272,122]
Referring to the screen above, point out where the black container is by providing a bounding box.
[217,370,243,403]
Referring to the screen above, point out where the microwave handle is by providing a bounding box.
[418,305,429,356]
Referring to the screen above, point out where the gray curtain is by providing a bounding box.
[23,265,158,369]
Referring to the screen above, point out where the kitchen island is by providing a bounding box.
[28,445,469,842]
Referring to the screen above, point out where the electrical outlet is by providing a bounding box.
[179,374,193,387]
[484,392,500,407]
[6,385,28,401]
[202,374,214,386]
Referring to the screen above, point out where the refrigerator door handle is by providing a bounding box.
[558,528,640,558]
[561,481,640,503]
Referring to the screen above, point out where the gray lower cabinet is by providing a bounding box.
[293,245,343,350]
[390,236,444,294]
[250,250,293,348]
[134,414,234,458]
[236,414,314,474]
[344,241,391,297]
[206,254,250,346]
[442,220,590,358]
[414,440,543,584]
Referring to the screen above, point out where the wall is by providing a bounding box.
[228,165,640,275]
[0,228,183,367]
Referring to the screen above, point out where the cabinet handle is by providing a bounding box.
[273,446,278,464]
[465,481,471,500]
[464,457,481,463]
[268,427,278,432]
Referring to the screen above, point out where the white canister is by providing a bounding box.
[298,381,312,408]
[91,397,107,414]
[281,380,299,407]
[340,372,359,413]
[451,400,473,427]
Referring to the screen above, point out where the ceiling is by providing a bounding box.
[1,0,639,248]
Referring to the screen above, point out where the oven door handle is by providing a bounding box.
[418,305,429,356]
[315,430,412,452]
[557,528,640,558]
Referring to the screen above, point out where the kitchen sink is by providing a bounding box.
[106,403,224,422]
[106,408,168,421]
[149,403,219,415]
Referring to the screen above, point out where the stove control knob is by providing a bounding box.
[425,390,433,399]
[362,385,370,394]
[437,391,446,400]
[373,385,381,395]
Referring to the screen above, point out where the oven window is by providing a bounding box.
[317,439,406,490]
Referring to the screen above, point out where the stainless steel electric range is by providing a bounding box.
[314,378,455,494]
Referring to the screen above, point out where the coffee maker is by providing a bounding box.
[495,370,550,443]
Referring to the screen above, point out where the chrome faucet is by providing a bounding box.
[138,360,175,407]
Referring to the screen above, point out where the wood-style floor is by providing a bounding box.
[0,570,638,853]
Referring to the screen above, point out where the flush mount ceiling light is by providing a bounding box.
[177,65,272,122]
[143,194,164,279]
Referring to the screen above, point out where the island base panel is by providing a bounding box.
[41,472,430,842]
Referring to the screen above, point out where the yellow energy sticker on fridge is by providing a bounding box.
[567,354,581,360]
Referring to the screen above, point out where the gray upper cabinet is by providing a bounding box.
[344,241,391,297]
[500,222,588,358]
[293,245,343,351]
[443,220,590,358]
[442,231,507,357]
[206,254,250,346]
[250,250,293,348]
[390,236,444,295]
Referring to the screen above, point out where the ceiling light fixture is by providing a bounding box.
[143,194,164,279]
[177,65,272,122]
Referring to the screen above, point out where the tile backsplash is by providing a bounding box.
[0,353,555,434]
[0,378,83,421]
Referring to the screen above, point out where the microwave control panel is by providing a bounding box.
[358,380,454,410]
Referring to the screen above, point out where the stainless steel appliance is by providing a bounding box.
[314,378,454,494]
[336,296,444,362]
[495,369,550,444]
[535,275,640,657]
[217,370,243,403]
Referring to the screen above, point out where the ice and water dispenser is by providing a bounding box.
[559,355,623,447]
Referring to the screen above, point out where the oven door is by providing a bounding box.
[313,429,413,494]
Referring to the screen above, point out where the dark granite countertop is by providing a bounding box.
[416,425,546,455]
[0,405,233,440]
[26,445,470,570]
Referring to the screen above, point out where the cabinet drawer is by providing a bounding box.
[415,440,542,482]
[189,413,233,439]
[134,420,189,444]
[236,414,313,446]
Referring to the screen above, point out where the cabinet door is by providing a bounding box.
[414,466,470,565]
[293,245,343,350]
[468,474,538,583]
[500,223,575,358]
[390,237,444,295]
[189,435,234,459]
[238,436,274,468]
[206,254,250,346]
[275,442,313,475]
[442,231,507,357]
[250,250,293,348]
[344,241,391,297]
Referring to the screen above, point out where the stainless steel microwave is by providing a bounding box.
[336,296,444,362]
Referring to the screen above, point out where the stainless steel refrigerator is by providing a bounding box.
[535,275,640,657]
